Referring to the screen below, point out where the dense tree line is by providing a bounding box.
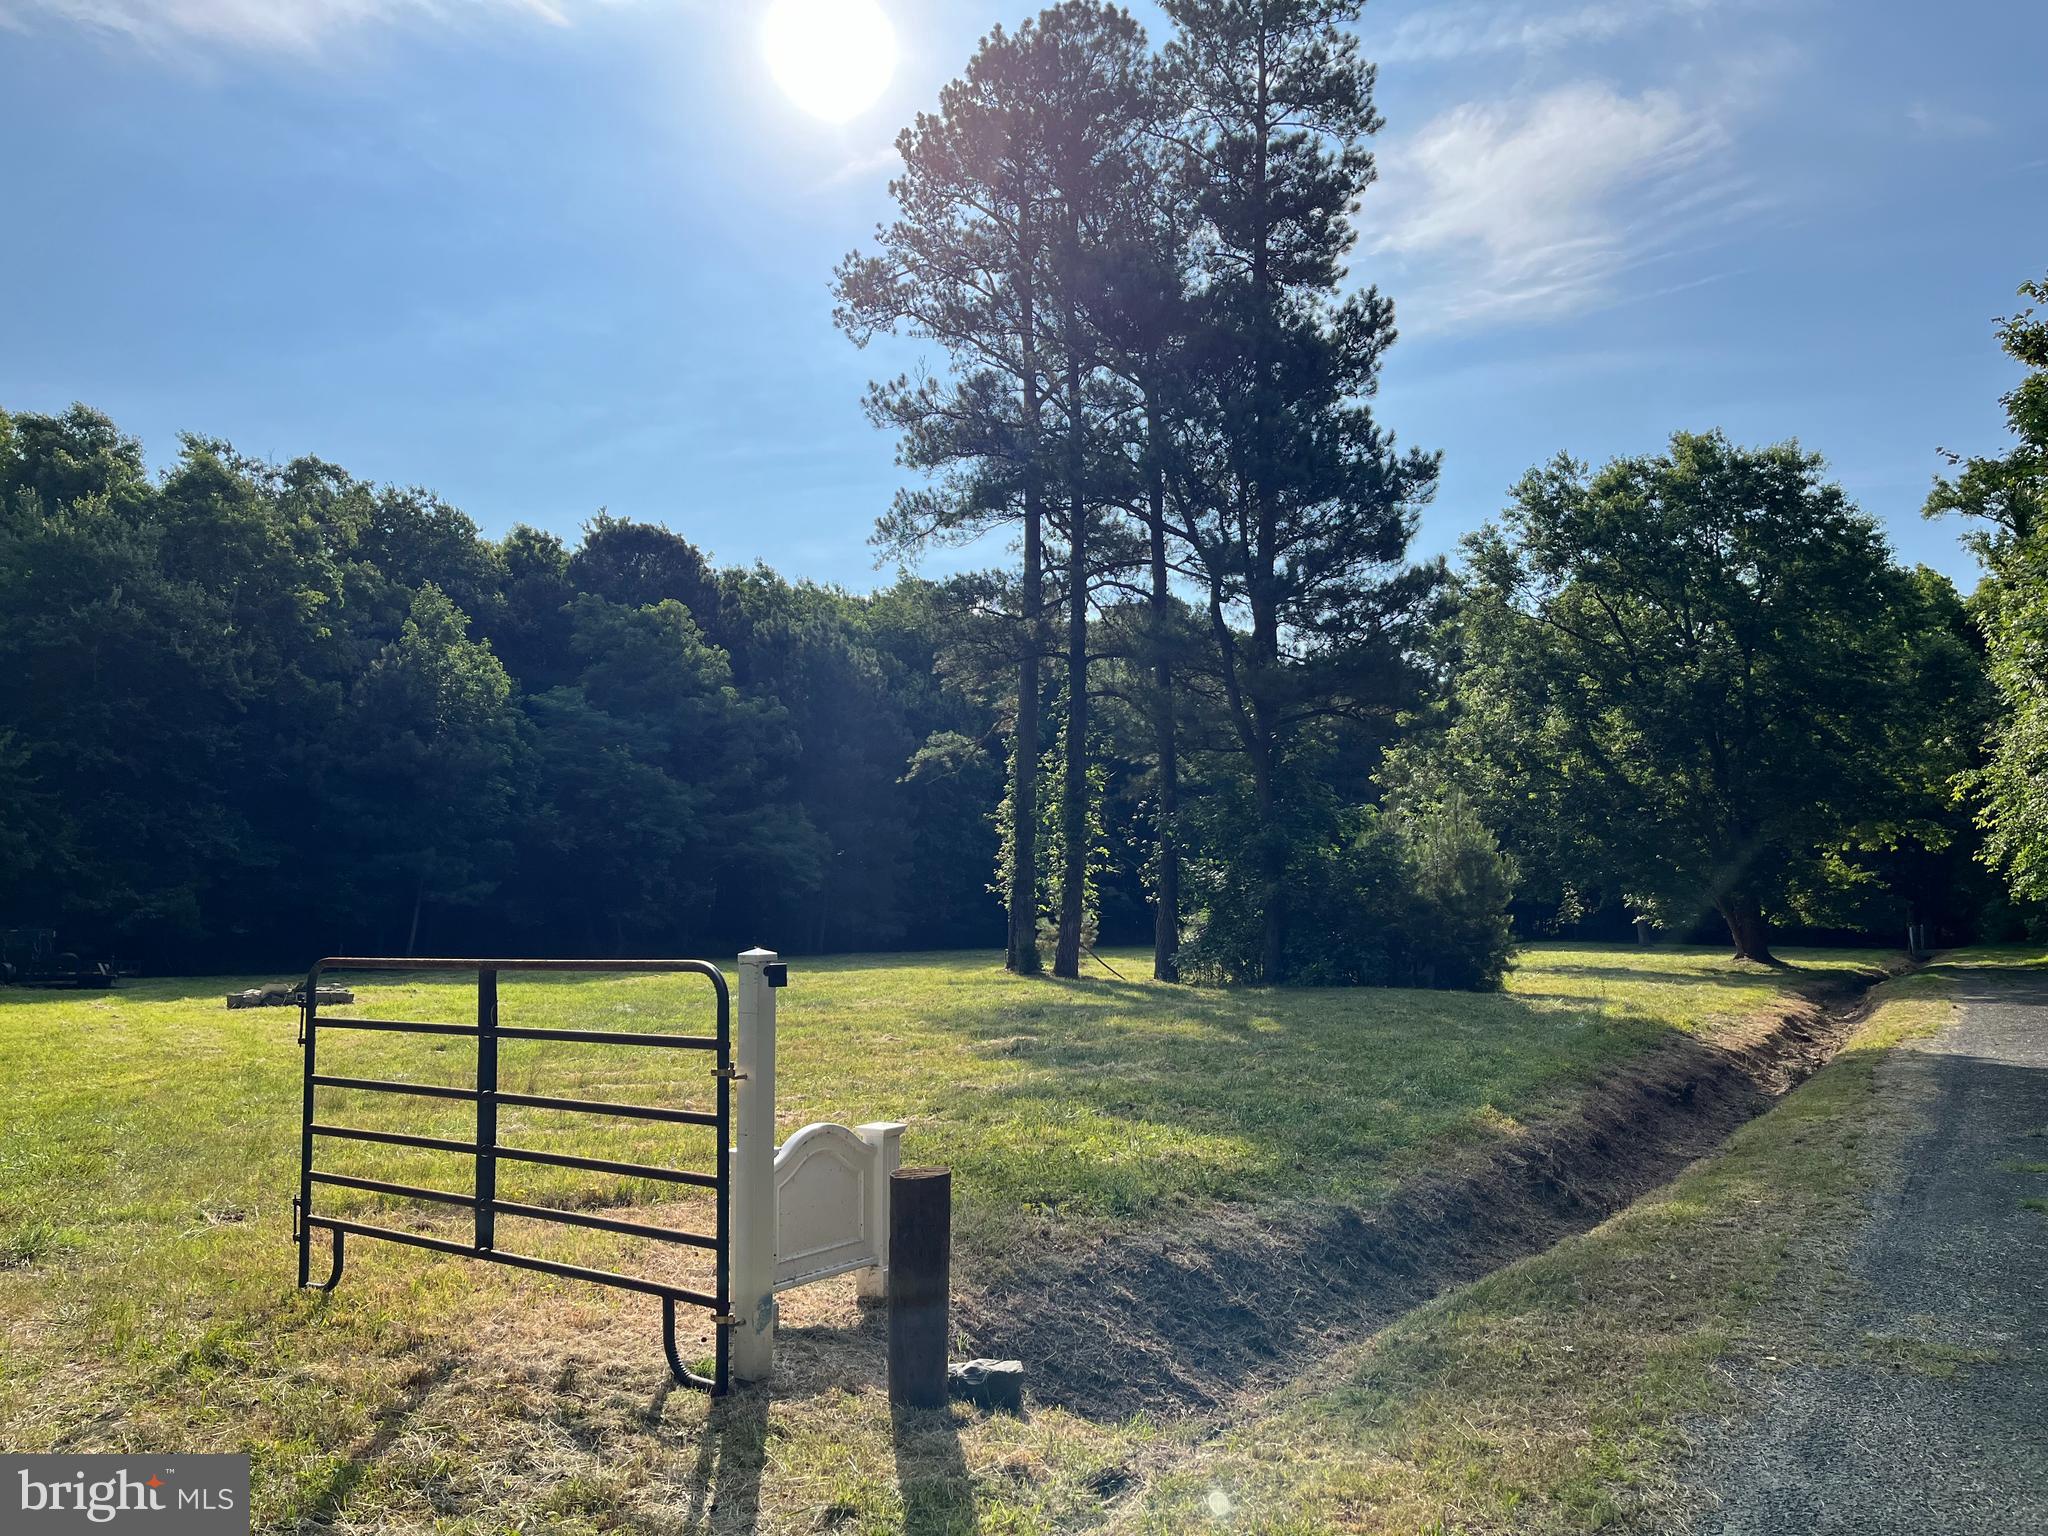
[2,2,2037,983]
[0,408,1003,969]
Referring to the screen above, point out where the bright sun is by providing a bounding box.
[763,0,896,124]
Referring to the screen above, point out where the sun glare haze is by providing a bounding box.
[763,0,897,123]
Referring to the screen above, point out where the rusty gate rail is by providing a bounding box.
[291,956,733,1395]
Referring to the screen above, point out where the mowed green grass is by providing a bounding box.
[0,943,1880,1533]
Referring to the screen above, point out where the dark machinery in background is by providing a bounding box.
[0,929,115,988]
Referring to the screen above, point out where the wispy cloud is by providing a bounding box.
[0,0,593,54]
[1905,101,1995,140]
[814,139,902,193]
[1375,0,1717,64]
[1365,81,1762,331]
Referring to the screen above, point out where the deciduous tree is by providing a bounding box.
[1928,273,2048,901]
[1453,432,1923,962]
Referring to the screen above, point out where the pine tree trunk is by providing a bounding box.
[1009,508,1043,976]
[1253,750,1284,983]
[1053,356,1089,980]
[1146,395,1179,983]
[1053,601,1088,980]
[1249,43,1284,986]
[1007,277,1046,977]
[1250,580,1285,984]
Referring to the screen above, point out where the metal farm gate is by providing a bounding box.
[292,957,735,1394]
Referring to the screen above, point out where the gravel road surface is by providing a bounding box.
[1690,962,2048,1534]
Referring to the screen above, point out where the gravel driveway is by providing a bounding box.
[1689,962,2048,1534]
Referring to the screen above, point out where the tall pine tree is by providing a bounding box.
[1165,0,1440,980]
[836,21,1059,974]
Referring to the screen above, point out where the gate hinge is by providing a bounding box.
[710,1313,742,1327]
[291,1196,302,1242]
[711,1066,747,1080]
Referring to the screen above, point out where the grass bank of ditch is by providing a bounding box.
[1129,951,2044,1536]
[0,943,1886,1533]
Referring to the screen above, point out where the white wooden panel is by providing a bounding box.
[772,1122,881,1292]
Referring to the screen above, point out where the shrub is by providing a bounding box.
[1392,792,1518,989]
[1181,789,1516,990]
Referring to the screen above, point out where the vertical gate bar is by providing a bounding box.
[715,970,731,1395]
[475,969,498,1252]
[297,963,321,1286]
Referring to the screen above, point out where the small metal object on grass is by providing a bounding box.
[948,1358,1024,1412]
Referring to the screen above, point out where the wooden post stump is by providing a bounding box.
[887,1166,951,1409]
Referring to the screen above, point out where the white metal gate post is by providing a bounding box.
[731,947,779,1382]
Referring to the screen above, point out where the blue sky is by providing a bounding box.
[1,0,2041,591]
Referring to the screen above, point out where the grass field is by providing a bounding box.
[0,943,1886,1533]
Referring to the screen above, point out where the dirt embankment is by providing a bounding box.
[955,966,1892,1420]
